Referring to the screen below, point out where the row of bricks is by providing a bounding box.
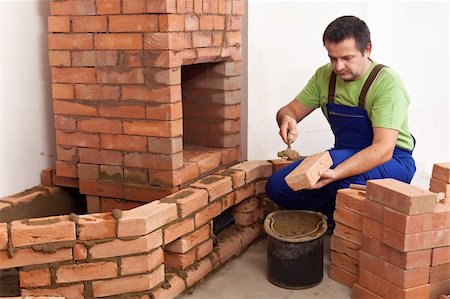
[50,0,245,16]
[48,31,241,51]
[49,14,242,33]
[20,223,262,299]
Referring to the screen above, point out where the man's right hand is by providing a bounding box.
[278,115,298,145]
[276,99,314,145]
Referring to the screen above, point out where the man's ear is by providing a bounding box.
[364,43,372,57]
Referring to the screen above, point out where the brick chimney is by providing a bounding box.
[48,0,244,211]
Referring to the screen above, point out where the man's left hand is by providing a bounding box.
[309,169,338,189]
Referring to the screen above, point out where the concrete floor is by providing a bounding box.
[179,173,431,299]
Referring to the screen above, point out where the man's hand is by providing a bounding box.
[309,169,339,189]
[276,100,315,145]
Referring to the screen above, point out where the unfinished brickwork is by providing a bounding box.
[48,0,244,210]
[330,163,450,299]
[0,160,276,298]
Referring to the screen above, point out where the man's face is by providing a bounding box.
[325,37,372,81]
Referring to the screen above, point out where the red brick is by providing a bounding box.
[152,273,186,299]
[185,13,199,31]
[147,136,182,155]
[236,224,263,248]
[185,258,213,287]
[197,238,214,259]
[92,265,164,297]
[159,14,185,32]
[352,283,383,299]
[79,148,123,165]
[226,15,242,30]
[382,226,450,252]
[89,229,162,259]
[52,171,79,188]
[164,218,195,244]
[432,246,450,266]
[334,206,364,231]
[432,163,450,183]
[215,233,242,264]
[49,51,71,66]
[97,68,144,84]
[330,235,360,260]
[109,15,159,32]
[54,100,97,116]
[79,179,124,198]
[430,177,450,195]
[234,183,255,204]
[121,247,164,275]
[430,262,450,283]
[194,200,221,227]
[124,152,182,170]
[100,197,144,212]
[41,168,54,186]
[144,32,191,50]
[124,184,178,202]
[359,250,429,288]
[230,160,273,183]
[123,119,182,137]
[190,175,233,201]
[165,224,210,253]
[334,222,363,246]
[21,283,84,298]
[358,268,430,299]
[100,134,147,152]
[0,248,72,269]
[146,0,177,13]
[48,34,93,50]
[336,188,366,214]
[331,250,359,275]
[270,158,294,173]
[95,33,143,50]
[146,102,182,120]
[233,208,264,226]
[56,146,78,162]
[99,104,146,119]
[73,243,88,260]
[149,162,199,186]
[73,16,107,32]
[78,117,122,134]
[51,67,96,83]
[363,199,385,222]
[186,150,222,174]
[255,180,267,195]
[96,0,121,14]
[366,179,437,215]
[226,31,241,46]
[233,196,259,213]
[55,160,77,177]
[122,85,181,103]
[123,0,147,13]
[78,213,116,240]
[71,51,95,66]
[75,84,120,100]
[118,201,178,237]
[11,215,75,247]
[362,217,383,239]
[361,234,432,269]
[160,188,208,218]
[50,0,96,15]
[164,247,196,269]
[429,279,450,299]
[232,0,244,15]
[48,16,70,32]
[328,264,358,288]
[56,261,117,283]
[19,268,51,288]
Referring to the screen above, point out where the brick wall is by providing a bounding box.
[1,159,277,298]
[48,0,244,207]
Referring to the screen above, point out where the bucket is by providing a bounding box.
[264,210,328,289]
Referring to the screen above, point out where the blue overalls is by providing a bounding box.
[265,64,416,225]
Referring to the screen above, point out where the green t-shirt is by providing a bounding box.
[296,62,414,151]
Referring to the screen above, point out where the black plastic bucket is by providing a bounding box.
[264,210,328,289]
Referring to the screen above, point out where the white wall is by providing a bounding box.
[0,0,54,197]
[246,0,450,185]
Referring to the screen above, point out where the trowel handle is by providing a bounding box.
[349,184,366,191]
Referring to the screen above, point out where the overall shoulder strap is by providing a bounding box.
[358,64,387,108]
[328,71,337,103]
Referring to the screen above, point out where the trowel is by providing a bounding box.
[277,132,302,161]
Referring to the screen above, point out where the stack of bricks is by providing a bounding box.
[329,188,366,288]
[430,163,450,204]
[48,0,244,211]
[0,160,272,298]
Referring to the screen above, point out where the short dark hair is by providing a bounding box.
[322,16,371,55]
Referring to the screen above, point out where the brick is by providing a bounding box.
[362,217,383,239]
[152,273,186,299]
[89,229,162,259]
[233,208,264,226]
[100,197,144,212]
[100,134,147,152]
[352,283,383,299]
[79,148,123,165]
[366,178,437,215]
[148,162,199,186]
[109,15,159,32]
[0,248,72,269]
[50,0,96,15]
[432,246,450,266]
[96,0,121,14]
[159,14,184,32]
[432,163,450,183]
[48,16,70,32]
[164,247,196,269]
[51,67,96,83]
[430,177,450,195]
[147,136,182,155]
[284,151,332,191]
[185,150,222,174]
[97,68,144,84]
[234,183,255,204]
[144,32,191,50]
[19,268,51,288]
[236,224,263,248]
[234,196,259,213]
[429,279,450,299]
[226,31,241,46]
[197,238,214,259]
[146,0,177,13]
[330,235,360,260]
[55,160,77,178]
[92,265,164,297]
[185,13,199,31]
[226,15,242,30]
[358,268,430,299]
[57,146,78,162]
[79,179,124,198]
[165,224,210,253]
[53,101,97,118]
[41,168,53,186]
[164,218,195,244]
[99,104,145,119]
[73,16,107,32]
[52,83,73,100]
[334,206,363,230]
[75,84,120,100]
[71,50,96,66]
[56,261,117,283]
[232,0,244,15]
[118,201,177,237]
[185,258,213,287]
[190,175,232,201]
[52,171,79,188]
[334,222,362,246]
[123,119,182,137]
[95,33,143,50]
[78,213,116,240]
[123,0,146,13]
[361,234,432,269]
[382,226,450,252]
[146,102,182,120]
[430,262,450,283]
[331,250,359,275]
[255,180,267,195]
[48,33,93,50]
[73,243,88,260]
[336,188,366,214]
[21,283,84,298]
[194,200,221,227]
[124,184,178,202]
[160,188,208,218]
[121,247,164,275]
[215,233,242,264]
[122,85,181,103]
[328,264,357,288]
[49,51,71,66]
[11,215,75,247]
[230,160,273,183]
[78,117,122,134]
[359,250,429,288]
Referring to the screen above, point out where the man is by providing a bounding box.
[265,16,416,226]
